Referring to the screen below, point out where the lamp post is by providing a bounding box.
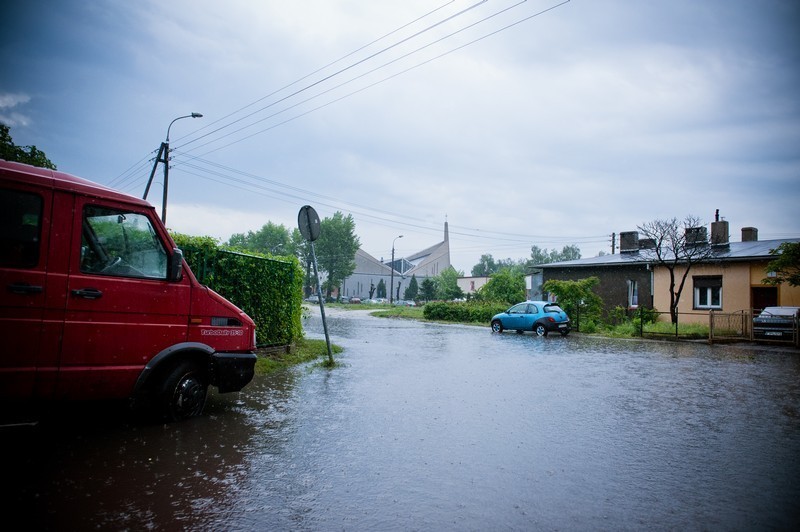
[390,235,403,304]
[143,112,203,224]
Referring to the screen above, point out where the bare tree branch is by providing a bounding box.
[637,215,713,324]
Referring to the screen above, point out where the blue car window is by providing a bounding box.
[529,304,538,313]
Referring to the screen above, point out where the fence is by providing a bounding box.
[567,302,799,346]
[709,310,751,343]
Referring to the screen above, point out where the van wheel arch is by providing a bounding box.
[160,359,209,421]
[130,344,213,421]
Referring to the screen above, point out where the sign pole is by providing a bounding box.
[310,241,333,365]
[297,205,333,365]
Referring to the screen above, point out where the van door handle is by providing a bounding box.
[71,288,103,299]
[8,282,44,295]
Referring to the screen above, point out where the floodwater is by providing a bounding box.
[3,307,800,530]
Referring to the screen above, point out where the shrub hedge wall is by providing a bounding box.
[423,301,508,323]
[171,233,304,346]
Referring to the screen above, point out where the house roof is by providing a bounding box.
[537,238,800,269]
[355,248,396,274]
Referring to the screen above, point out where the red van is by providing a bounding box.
[0,160,256,421]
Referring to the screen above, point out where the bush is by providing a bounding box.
[171,232,304,346]
[423,301,507,323]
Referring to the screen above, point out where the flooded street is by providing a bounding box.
[3,307,800,530]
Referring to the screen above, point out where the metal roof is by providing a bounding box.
[537,238,800,269]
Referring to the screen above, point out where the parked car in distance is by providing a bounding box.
[491,301,571,336]
[753,306,799,341]
[393,299,416,306]
[350,297,362,304]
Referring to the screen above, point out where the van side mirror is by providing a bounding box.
[169,248,184,281]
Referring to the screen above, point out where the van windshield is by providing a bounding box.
[81,206,168,279]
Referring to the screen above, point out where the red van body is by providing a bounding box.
[0,160,256,421]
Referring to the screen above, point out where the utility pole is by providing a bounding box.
[143,112,203,224]
[611,232,616,254]
[390,235,403,304]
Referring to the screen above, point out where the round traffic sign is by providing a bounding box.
[298,205,321,242]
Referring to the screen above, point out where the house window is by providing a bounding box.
[627,280,638,308]
[694,276,722,309]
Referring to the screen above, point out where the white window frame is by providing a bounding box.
[627,280,639,308]
[693,277,722,310]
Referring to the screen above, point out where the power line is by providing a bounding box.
[113,1,581,255]
[172,1,489,151]
[175,0,570,158]
[118,1,571,190]
[169,152,605,247]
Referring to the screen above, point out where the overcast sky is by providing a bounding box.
[2,0,799,272]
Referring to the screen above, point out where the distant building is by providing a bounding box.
[339,222,451,301]
[458,272,543,302]
[457,276,490,297]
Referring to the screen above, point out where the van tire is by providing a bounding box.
[161,361,208,421]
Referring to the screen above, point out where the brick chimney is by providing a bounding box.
[619,231,639,253]
[741,227,758,242]
[685,226,708,246]
[711,209,729,248]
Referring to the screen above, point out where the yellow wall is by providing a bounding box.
[653,260,800,324]
[751,260,800,306]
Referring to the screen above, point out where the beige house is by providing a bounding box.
[651,223,800,324]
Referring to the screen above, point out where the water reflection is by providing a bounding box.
[3,308,799,530]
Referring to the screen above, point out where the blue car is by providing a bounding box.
[491,301,571,336]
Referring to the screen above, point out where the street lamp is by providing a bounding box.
[143,112,203,224]
[390,235,403,304]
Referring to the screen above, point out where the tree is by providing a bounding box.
[559,244,582,262]
[314,212,361,299]
[530,244,582,265]
[471,254,497,276]
[436,266,465,300]
[404,274,419,301]
[479,269,525,305]
[420,278,437,302]
[0,124,56,169]
[376,279,387,299]
[290,228,314,297]
[471,254,531,276]
[542,277,603,326]
[762,242,800,287]
[227,221,293,256]
[637,216,714,324]
[495,257,528,275]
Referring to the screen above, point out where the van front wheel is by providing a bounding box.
[161,361,208,421]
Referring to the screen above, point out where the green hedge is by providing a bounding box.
[423,301,508,323]
[171,233,304,346]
